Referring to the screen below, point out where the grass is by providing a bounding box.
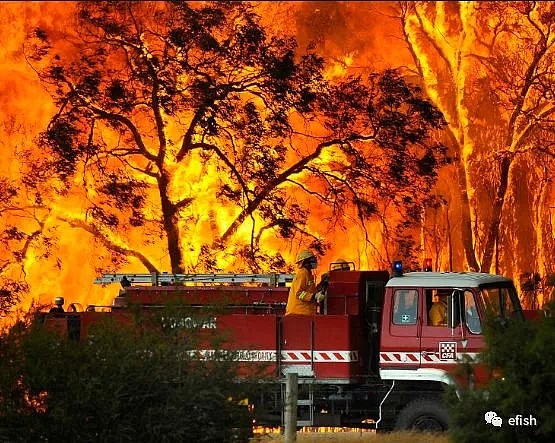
[251,430,450,442]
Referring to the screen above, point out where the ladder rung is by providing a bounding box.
[297,400,313,406]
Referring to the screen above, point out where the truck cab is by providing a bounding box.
[381,271,524,388]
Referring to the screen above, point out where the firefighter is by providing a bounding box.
[429,292,448,326]
[318,258,351,294]
[285,249,326,316]
[330,258,350,271]
[49,297,65,314]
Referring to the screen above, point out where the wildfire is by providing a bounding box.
[0,2,362,319]
[1,1,553,324]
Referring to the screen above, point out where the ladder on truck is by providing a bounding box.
[94,272,294,287]
[280,378,316,427]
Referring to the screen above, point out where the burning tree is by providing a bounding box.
[23,1,446,276]
[399,1,555,296]
[0,178,34,315]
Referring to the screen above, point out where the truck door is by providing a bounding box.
[381,288,421,368]
[420,288,484,375]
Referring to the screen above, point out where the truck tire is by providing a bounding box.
[394,398,449,432]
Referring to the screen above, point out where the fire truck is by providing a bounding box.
[42,261,526,432]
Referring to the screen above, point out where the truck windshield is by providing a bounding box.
[478,283,523,320]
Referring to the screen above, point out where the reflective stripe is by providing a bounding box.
[283,350,359,362]
[298,291,310,301]
[379,351,480,364]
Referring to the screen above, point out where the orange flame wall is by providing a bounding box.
[1,2,552,321]
[0,2,411,319]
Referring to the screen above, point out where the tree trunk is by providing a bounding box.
[158,173,184,274]
[535,170,554,305]
[480,154,513,273]
[456,159,480,271]
[447,207,453,272]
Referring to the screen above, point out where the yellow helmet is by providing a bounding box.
[295,249,316,263]
[331,258,350,271]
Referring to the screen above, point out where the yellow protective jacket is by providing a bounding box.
[285,266,317,316]
[429,301,447,326]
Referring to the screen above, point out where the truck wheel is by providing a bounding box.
[394,398,449,432]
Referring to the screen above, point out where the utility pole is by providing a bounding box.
[284,372,298,442]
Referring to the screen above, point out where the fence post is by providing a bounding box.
[284,372,298,442]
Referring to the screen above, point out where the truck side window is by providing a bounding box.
[464,290,482,334]
[392,289,418,325]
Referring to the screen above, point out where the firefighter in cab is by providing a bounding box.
[429,291,448,326]
[285,249,326,316]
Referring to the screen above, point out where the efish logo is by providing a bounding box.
[485,411,502,427]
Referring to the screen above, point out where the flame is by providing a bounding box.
[325,52,356,80]
[0,2,426,321]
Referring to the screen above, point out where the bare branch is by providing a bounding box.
[56,215,159,272]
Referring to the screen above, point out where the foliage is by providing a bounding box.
[0,308,258,442]
[23,1,448,274]
[448,302,555,443]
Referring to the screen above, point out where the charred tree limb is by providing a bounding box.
[56,73,157,163]
[56,215,159,273]
[514,106,555,152]
[138,51,168,165]
[285,179,330,201]
[319,170,374,247]
[18,228,43,279]
[217,136,370,246]
[187,141,252,201]
[535,146,555,159]
[0,206,46,216]
[90,108,158,163]
[176,79,275,163]
[178,108,207,162]
[115,156,159,179]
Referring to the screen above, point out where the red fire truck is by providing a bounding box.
[43,261,526,432]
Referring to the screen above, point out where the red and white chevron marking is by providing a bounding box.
[281,350,359,363]
[380,352,479,364]
[380,352,420,364]
[192,349,358,362]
